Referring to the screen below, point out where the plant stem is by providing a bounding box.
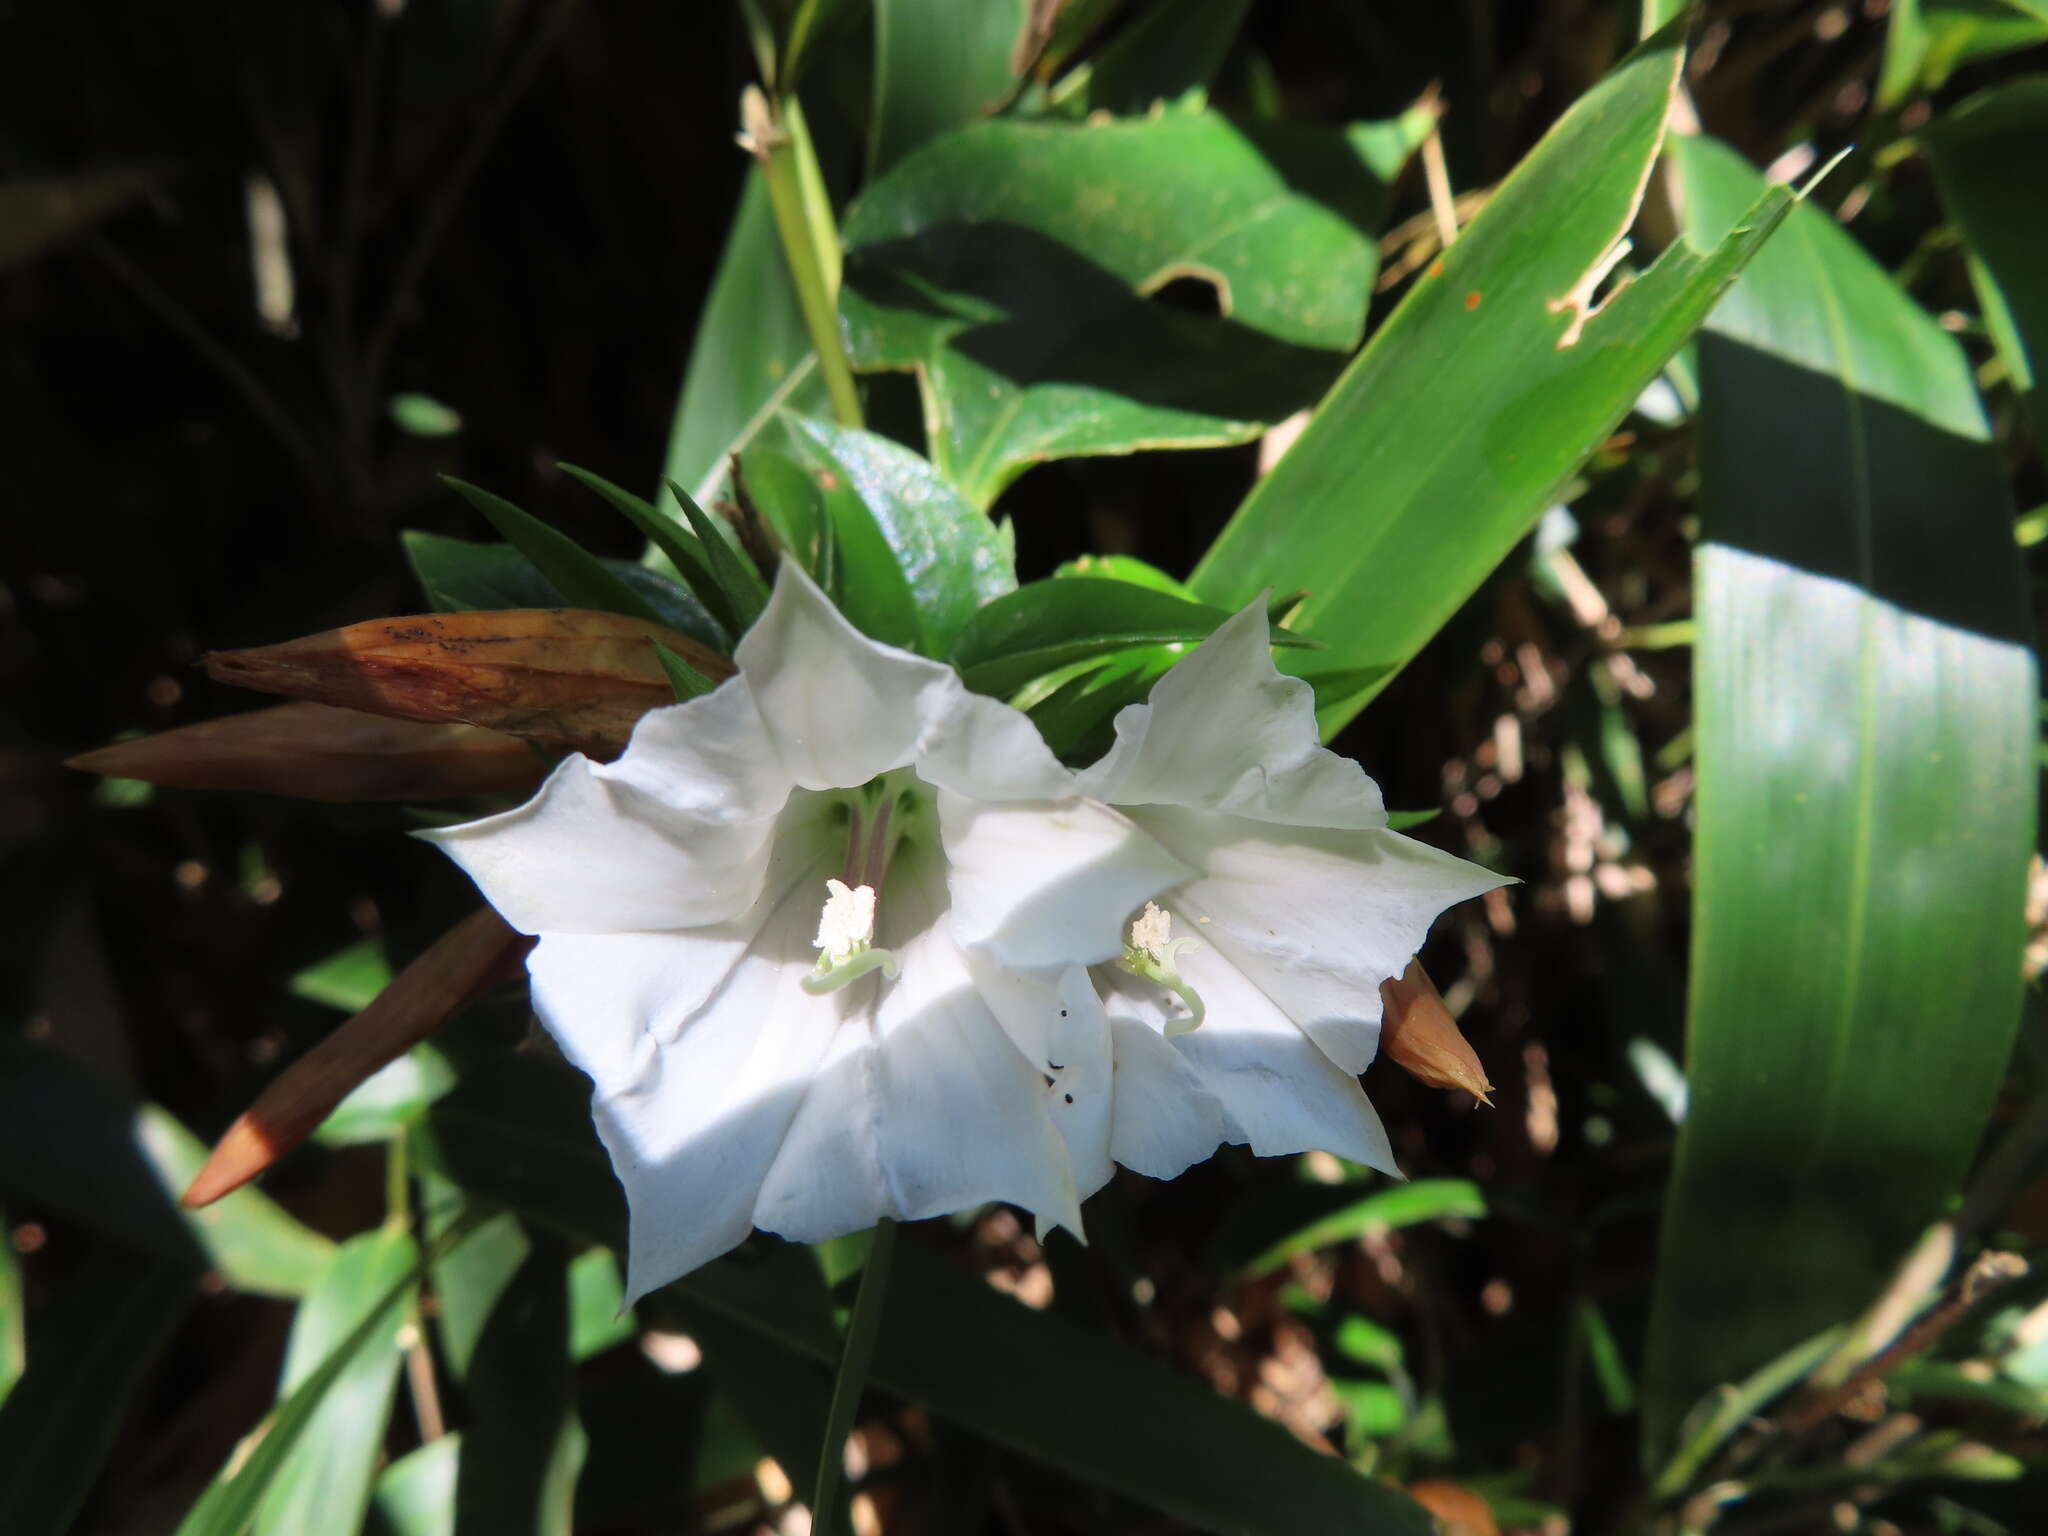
[743,86,864,429]
[812,1217,897,1532]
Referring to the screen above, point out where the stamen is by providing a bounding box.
[803,877,900,996]
[1117,901,1206,1034]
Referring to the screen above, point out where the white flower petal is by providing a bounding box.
[1130,807,1509,1074]
[1101,1012,1237,1184]
[912,691,1076,802]
[540,858,848,1303]
[1149,936,1397,1173]
[752,842,1084,1245]
[939,792,1195,970]
[424,752,787,934]
[1078,599,1388,829]
[601,675,792,824]
[737,563,957,789]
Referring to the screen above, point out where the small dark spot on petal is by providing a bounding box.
[1058,1009,1067,1017]
[1063,1093,1074,1104]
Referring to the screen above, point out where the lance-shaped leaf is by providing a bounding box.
[840,107,1418,505]
[205,610,731,758]
[184,909,530,1208]
[67,702,544,803]
[1187,19,1793,736]
[1925,77,2048,429]
[1641,135,2036,1465]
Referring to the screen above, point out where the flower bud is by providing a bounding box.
[183,907,531,1208]
[1379,958,1493,1105]
[204,608,733,758]
[67,701,543,802]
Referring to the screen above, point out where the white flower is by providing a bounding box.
[423,564,1189,1299]
[977,602,1512,1204]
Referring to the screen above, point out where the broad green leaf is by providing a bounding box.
[661,170,823,510]
[1187,20,1794,736]
[423,1182,527,1382]
[417,1063,1431,1536]
[176,1223,453,1536]
[440,478,664,626]
[0,167,162,271]
[841,108,1407,505]
[0,1254,190,1536]
[789,419,1017,654]
[951,577,1316,697]
[375,1435,458,1536]
[289,938,390,1013]
[1879,0,2048,107]
[313,1047,457,1148]
[1926,77,2048,425]
[253,1227,419,1536]
[135,1107,337,1297]
[869,0,1029,174]
[453,1236,583,1536]
[568,1248,634,1361]
[1642,135,2036,1464]
[400,531,724,649]
[1049,0,1249,116]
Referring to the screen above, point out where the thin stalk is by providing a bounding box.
[811,1218,897,1531]
[742,87,863,429]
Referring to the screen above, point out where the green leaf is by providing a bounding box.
[0,1254,191,1536]
[374,1436,458,1536]
[416,1065,1431,1536]
[389,393,464,438]
[1879,0,2048,107]
[252,1227,420,1536]
[135,1106,338,1297]
[661,169,825,510]
[1052,553,1193,596]
[841,107,1408,505]
[454,1235,584,1536]
[1023,646,1178,759]
[568,1248,634,1361]
[651,641,717,702]
[788,419,1017,654]
[0,1219,19,1410]
[663,479,772,634]
[313,1047,457,1148]
[951,577,1315,698]
[1642,135,2037,1464]
[176,1223,443,1536]
[1926,78,2048,426]
[1187,20,1794,736]
[1049,0,1249,116]
[439,477,664,625]
[1220,1179,1488,1282]
[400,530,725,650]
[422,1180,527,1382]
[869,0,1029,174]
[289,938,391,1014]
[556,463,724,630]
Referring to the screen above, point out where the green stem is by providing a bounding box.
[744,86,864,429]
[811,1218,897,1531]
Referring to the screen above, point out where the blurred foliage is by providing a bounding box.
[3,2,2047,1534]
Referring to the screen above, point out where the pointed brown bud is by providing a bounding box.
[204,609,733,758]
[67,701,544,802]
[183,907,532,1208]
[1379,958,1493,1105]
[1405,1481,1500,1536]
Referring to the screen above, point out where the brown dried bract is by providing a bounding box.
[1380,958,1494,1105]
[182,907,532,1208]
[1406,1480,1501,1536]
[67,701,545,802]
[204,608,733,759]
